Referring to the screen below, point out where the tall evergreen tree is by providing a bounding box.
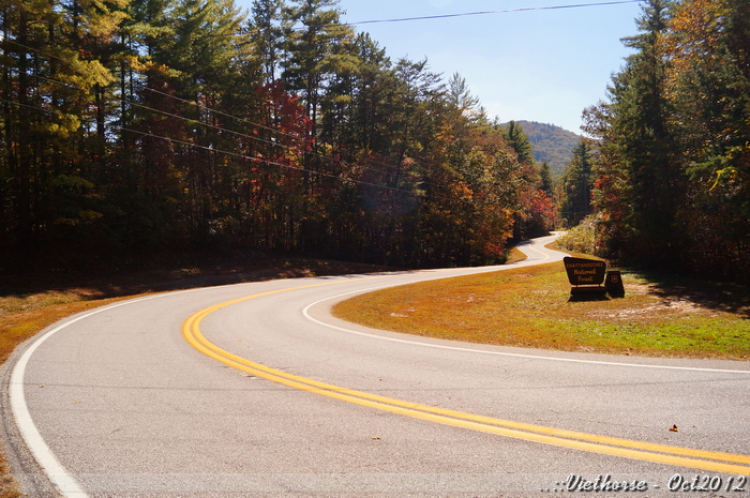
[561,139,594,227]
[281,0,355,145]
[504,120,534,165]
[249,0,284,84]
[539,162,553,193]
[598,0,683,266]
[0,0,125,261]
[0,0,561,269]
[660,0,750,277]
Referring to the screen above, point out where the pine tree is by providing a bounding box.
[561,139,594,227]
[248,0,284,84]
[603,0,684,266]
[0,0,125,261]
[539,162,553,193]
[504,121,533,165]
[281,0,354,145]
[661,0,750,278]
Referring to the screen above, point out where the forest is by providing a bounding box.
[4,0,747,280]
[0,0,556,271]
[560,0,750,282]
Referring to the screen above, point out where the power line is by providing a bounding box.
[0,97,87,119]
[132,86,457,190]
[3,93,449,200]
[119,127,461,202]
[142,86,456,188]
[143,87,309,145]
[347,0,643,26]
[2,36,520,196]
[4,78,460,203]
[1,40,444,186]
[22,66,453,191]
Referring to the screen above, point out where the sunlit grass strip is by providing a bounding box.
[333,262,750,360]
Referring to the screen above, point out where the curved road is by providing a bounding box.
[3,234,750,497]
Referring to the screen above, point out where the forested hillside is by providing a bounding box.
[0,0,555,270]
[585,0,750,281]
[513,121,580,177]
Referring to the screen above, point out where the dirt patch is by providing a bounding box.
[638,273,750,318]
[592,301,709,321]
[589,282,728,321]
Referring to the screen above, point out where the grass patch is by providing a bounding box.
[333,262,750,360]
[504,245,528,265]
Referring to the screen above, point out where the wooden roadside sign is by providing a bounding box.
[563,257,625,297]
[563,257,606,287]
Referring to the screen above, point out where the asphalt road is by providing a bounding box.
[3,234,750,497]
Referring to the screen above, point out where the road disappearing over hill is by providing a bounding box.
[4,234,750,497]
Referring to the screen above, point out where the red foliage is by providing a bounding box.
[257,81,313,152]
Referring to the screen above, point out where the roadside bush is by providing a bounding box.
[557,215,599,256]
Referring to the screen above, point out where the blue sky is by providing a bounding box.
[238,0,646,134]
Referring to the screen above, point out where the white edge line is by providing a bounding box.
[7,276,398,496]
[8,289,212,497]
[11,320,91,497]
[302,288,750,375]
[7,256,551,496]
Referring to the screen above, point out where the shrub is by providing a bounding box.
[557,215,600,256]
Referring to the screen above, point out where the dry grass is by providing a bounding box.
[333,262,750,360]
[0,468,20,498]
[504,245,528,265]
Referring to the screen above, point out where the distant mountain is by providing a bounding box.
[511,121,581,177]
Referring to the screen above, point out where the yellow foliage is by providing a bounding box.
[663,0,726,78]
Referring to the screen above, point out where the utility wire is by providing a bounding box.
[3,41,429,183]
[347,0,643,26]
[11,48,459,189]
[3,38,524,194]
[142,83,453,188]
[143,86,456,187]
[1,95,98,123]
[4,80,460,203]
[143,87,309,144]
[119,127,461,202]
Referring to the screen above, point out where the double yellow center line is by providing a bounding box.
[182,280,750,475]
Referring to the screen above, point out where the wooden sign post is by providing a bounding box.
[605,270,625,296]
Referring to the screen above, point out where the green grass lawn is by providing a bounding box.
[333,262,750,360]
